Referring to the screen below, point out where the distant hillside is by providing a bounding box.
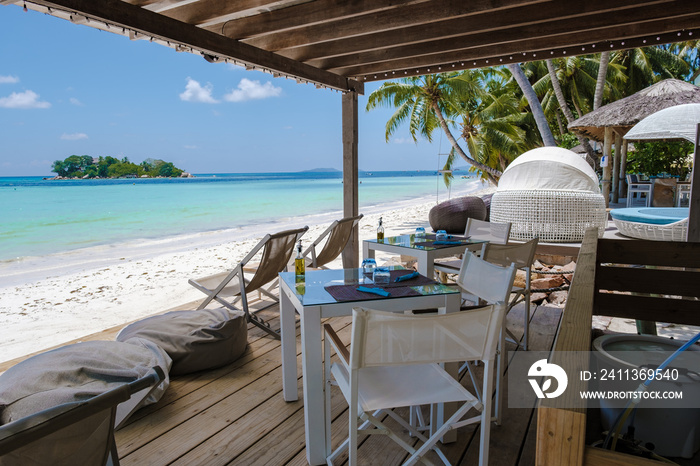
[302,168,341,173]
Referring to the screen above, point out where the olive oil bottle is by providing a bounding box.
[377,217,385,241]
[294,240,305,278]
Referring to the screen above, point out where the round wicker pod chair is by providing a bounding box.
[428,196,487,234]
[490,147,607,243]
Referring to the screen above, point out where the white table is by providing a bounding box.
[363,234,488,278]
[279,268,461,465]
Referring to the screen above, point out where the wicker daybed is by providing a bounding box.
[490,147,607,243]
[610,207,689,241]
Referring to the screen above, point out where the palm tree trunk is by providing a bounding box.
[507,63,557,147]
[545,59,596,164]
[431,101,501,184]
[594,51,610,110]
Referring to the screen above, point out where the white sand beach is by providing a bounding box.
[0,183,493,363]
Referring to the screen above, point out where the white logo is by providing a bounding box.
[528,359,568,399]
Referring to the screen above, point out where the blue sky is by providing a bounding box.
[0,6,446,176]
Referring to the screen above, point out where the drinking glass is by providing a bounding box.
[436,230,447,241]
[362,258,376,275]
[373,266,391,285]
[415,227,426,237]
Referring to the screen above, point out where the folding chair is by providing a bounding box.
[482,237,539,351]
[456,252,518,426]
[189,226,308,339]
[434,218,511,280]
[324,298,513,466]
[302,214,363,269]
[0,367,164,466]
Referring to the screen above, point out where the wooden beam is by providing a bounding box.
[286,0,664,63]
[195,0,425,37]
[331,12,700,77]
[29,0,363,93]
[161,0,311,28]
[241,0,550,51]
[341,91,359,268]
[536,228,598,466]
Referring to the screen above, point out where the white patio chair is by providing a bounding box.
[456,252,518,426]
[189,226,308,339]
[302,214,363,269]
[434,218,510,281]
[323,299,512,466]
[626,174,652,207]
[482,237,539,351]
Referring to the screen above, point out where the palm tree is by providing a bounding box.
[506,63,557,147]
[611,46,690,96]
[366,72,503,183]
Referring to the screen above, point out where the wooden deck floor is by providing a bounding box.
[0,300,563,465]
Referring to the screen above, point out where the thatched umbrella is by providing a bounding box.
[568,79,700,205]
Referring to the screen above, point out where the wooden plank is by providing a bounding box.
[593,293,700,325]
[334,14,700,78]
[293,0,672,64]
[536,228,598,466]
[583,446,662,466]
[30,0,363,92]
[596,238,700,267]
[595,266,700,297]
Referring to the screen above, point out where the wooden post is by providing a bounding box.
[689,123,700,242]
[619,140,628,200]
[612,131,622,203]
[602,127,613,207]
[341,90,360,267]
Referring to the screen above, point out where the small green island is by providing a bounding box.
[48,155,191,179]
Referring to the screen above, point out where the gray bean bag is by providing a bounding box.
[428,196,487,234]
[116,308,247,376]
[0,339,171,425]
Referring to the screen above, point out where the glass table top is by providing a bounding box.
[279,267,458,307]
[364,233,487,251]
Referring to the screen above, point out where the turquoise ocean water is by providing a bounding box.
[0,171,483,263]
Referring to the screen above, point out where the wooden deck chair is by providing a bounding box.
[189,226,308,339]
[0,367,164,466]
[302,214,362,269]
[324,300,513,466]
[482,237,539,351]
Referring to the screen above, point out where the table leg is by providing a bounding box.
[280,288,298,401]
[301,306,327,465]
[362,241,374,260]
[416,250,431,277]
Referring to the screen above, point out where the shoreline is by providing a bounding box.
[0,182,491,363]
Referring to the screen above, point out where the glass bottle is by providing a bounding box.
[294,240,305,279]
[377,217,385,241]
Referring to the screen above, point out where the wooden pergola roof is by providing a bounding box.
[8,0,700,94]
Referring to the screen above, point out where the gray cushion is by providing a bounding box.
[428,196,487,234]
[116,308,247,376]
[0,339,171,425]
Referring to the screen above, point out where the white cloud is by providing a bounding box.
[0,90,50,109]
[0,75,19,84]
[224,78,282,102]
[392,137,414,144]
[69,97,83,106]
[60,132,88,141]
[179,78,218,103]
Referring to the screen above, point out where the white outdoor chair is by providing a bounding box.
[189,226,308,339]
[482,237,539,351]
[455,252,518,426]
[323,299,512,466]
[434,218,511,279]
[626,174,652,207]
[302,214,363,269]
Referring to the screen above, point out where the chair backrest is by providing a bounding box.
[457,252,518,304]
[306,214,363,268]
[349,305,506,371]
[626,173,638,184]
[464,218,511,245]
[245,226,308,292]
[483,237,539,272]
[0,368,163,466]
